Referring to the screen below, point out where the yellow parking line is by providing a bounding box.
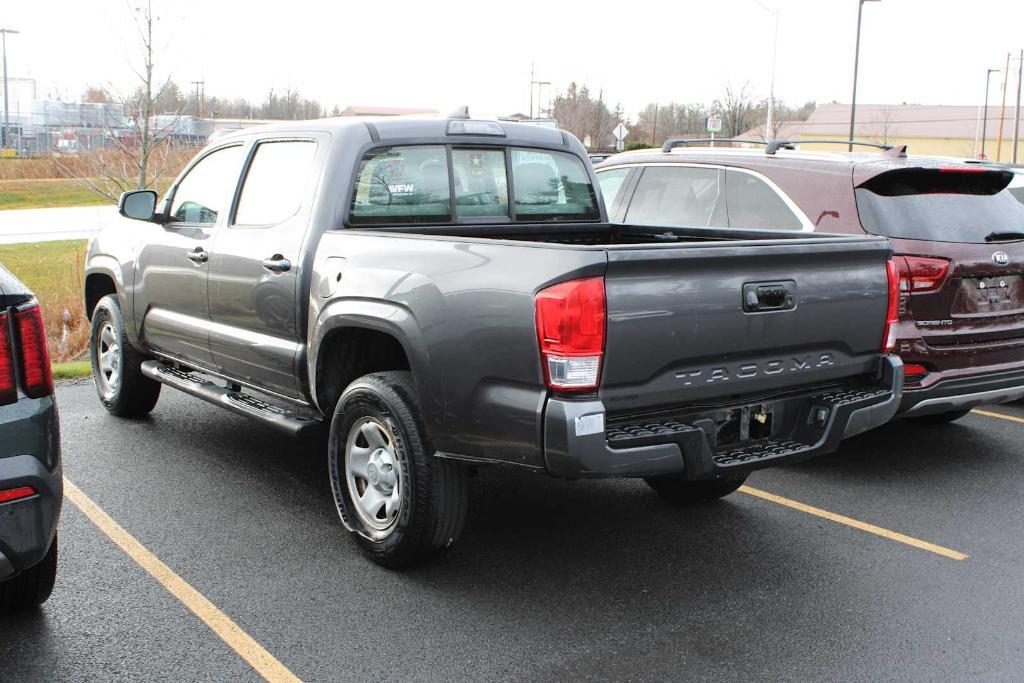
[739,485,968,561]
[63,477,301,683]
[972,408,1024,425]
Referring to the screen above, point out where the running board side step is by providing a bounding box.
[140,361,323,438]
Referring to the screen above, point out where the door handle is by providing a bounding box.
[262,255,292,273]
[186,248,209,264]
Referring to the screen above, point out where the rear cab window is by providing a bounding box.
[348,145,598,225]
[855,167,1024,243]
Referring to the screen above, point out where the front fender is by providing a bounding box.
[84,253,142,346]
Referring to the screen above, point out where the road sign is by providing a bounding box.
[613,123,628,141]
[706,116,722,133]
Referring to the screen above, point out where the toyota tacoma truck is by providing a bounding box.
[84,114,903,566]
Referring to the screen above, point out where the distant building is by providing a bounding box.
[742,103,1024,161]
[337,106,438,117]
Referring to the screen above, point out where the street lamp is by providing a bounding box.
[848,0,880,151]
[751,1,780,141]
[0,28,19,150]
[980,67,1000,160]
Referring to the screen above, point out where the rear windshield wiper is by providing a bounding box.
[985,231,1024,242]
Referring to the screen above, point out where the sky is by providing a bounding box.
[3,0,1023,120]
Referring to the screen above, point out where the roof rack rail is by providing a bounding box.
[765,139,907,156]
[661,138,767,153]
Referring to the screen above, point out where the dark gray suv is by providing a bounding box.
[0,264,60,610]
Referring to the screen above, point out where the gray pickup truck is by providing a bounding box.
[84,114,903,566]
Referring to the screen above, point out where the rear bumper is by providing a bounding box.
[0,396,62,581]
[543,356,903,479]
[900,365,1024,416]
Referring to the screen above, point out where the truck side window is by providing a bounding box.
[350,146,451,224]
[452,149,508,217]
[725,169,804,230]
[234,140,317,226]
[624,166,727,229]
[169,145,245,225]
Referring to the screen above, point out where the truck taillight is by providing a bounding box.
[535,277,605,391]
[0,313,15,406]
[14,304,53,399]
[896,256,950,293]
[882,259,900,353]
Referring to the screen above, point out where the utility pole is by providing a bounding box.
[191,80,205,118]
[0,28,19,150]
[528,66,549,120]
[529,63,534,120]
[981,68,999,160]
[1013,50,1022,164]
[650,103,659,146]
[996,53,1011,162]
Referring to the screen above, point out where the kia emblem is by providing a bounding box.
[992,251,1010,266]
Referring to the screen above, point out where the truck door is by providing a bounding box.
[208,137,321,400]
[134,144,246,370]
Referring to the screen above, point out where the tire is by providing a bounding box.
[0,533,57,612]
[90,295,160,418]
[906,408,972,425]
[328,371,468,568]
[644,472,748,504]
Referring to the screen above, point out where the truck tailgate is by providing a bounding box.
[599,236,893,413]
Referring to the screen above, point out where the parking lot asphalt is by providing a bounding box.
[3,382,1024,681]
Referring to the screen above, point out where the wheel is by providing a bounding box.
[328,371,468,568]
[644,472,748,504]
[89,294,160,417]
[0,533,57,612]
[906,408,972,425]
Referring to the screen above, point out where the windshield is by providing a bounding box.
[855,168,1024,243]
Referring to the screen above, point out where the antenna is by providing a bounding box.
[448,105,470,120]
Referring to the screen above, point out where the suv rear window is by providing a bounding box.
[348,145,598,225]
[855,168,1024,243]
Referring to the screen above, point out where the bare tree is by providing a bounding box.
[58,1,184,201]
[551,83,622,150]
[869,105,896,145]
[713,84,758,139]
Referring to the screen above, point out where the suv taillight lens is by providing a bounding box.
[535,277,606,391]
[14,304,53,399]
[0,313,15,405]
[896,256,950,293]
[882,259,900,353]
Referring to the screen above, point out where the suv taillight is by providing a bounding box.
[895,256,950,293]
[0,312,15,405]
[535,277,606,391]
[882,259,900,353]
[14,304,53,399]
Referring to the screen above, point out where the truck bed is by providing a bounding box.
[314,223,895,470]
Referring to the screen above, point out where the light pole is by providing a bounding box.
[980,67,999,160]
[751,1,780,140]
[848,0,880,151]
[0,28,19,150]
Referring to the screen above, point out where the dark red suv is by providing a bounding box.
[595,142,1024,423]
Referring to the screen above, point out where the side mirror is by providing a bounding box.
[118,190,159,222]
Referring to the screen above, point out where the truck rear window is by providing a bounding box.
[348,145,598,225]
[855,168,1024,243]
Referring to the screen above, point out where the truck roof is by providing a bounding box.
[211,115,575,151]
